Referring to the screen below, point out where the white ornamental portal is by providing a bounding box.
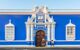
[25,6,56,47]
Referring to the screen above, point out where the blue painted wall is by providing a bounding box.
[0,14,80,41]
[0,15,31,40]
[50,14,80,40]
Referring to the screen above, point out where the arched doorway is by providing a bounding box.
[35,30,46,47]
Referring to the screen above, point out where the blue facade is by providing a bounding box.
[0,14,80,45]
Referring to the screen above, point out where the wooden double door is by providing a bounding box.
[35,30,46,47]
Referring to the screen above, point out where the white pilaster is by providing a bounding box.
[31,24,34,41]
[51,23,55,41]
[51,23,54,40]
[26,24,30,41]
[30,23,35,47]
[54,24,56,41]
[46,23,51,47]
[47,24,50,41]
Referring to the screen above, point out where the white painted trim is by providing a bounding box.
[1,40,80,42]
[55,40,80,42]
[0,40,26,42]
[54,45,80,47]
[0,45,33,48]
[1,45,80,48]
[46,45,51,47]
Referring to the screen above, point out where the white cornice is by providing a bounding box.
[0,9,80,12]
[0,9,80,14]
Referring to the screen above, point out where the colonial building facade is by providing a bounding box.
[0,6,78,47]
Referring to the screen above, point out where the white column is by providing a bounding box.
[26,24,30,41]
[51,23,55,41]
[46,23,51,47]
[51,24,53,40]
[31,24,34,41]
[54,24,56,41]
[47,24,50,41]
[30,24,35,47]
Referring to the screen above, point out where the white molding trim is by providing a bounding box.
[0,45,33,48]
[0,45,80,48]
[54,45,80,47]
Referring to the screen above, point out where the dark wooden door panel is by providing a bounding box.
[35,30,46,47]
